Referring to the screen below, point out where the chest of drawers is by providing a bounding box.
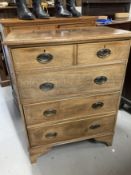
[3,26,131,163]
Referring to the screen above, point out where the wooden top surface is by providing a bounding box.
[4,26,131,46]
[0,16,96,26]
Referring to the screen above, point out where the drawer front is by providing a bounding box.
[18,64,125,103]
[28,114,115,146]
[24,93,119,125]
[78,41,130,65]
[11,45,73,71]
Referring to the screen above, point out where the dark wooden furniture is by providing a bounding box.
[0,31,10,86]
[121,51,131,108]
[0,6,55,18]
[0,0,32,18]
[0,5,17,87]
[82,0,131,19]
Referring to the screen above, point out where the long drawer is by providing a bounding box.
[23,92,119,125]
[78,40,130,65]
[28,114,115,146]
[17,63,125,103]
[11,45,74,71]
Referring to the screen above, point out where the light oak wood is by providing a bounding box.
[29,133,113,163]
[0,16,96,88]
[11,45,74,71]
[91,134,114,146]
[23,92,119,125]
[3,25,131,163]
[28,114,115,146]
[4,27,131,46]
[0,54,10,87]
[11,40,130,72]
[17,63,125,104]
[0,17,96,35]
[29,145,51,163]
[78,40,130,65]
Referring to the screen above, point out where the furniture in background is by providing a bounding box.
[0,32,10,86]
[2,17,131,162]
[121,51,131,108]
[0,0,33,18]
[0,3,17,87]
[82,0,131,19]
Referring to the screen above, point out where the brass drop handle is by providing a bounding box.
[97,48,111,58]
[45,132,58,139]
[37,53,53,64]
[43,109,57,117]
[90,124,101,129]
[94,76,107,85]
[92,102,104,109]
[40,82,54,91]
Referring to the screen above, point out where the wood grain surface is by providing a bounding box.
[11,45,74,71]
[11,40,130,72]
[17,63,125,104]
[4,27,131,46]
[3,24,131,162]
[78,40,130,65]
[23,92,119,125]
[28,114,115,146]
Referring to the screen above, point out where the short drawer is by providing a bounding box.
[78,41,130,65]
[17,63,125,103]
[11,45,74,71]
[23,92,119,125]
[28,114,115,146]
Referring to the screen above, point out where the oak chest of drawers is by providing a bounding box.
[3,26,131,163]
